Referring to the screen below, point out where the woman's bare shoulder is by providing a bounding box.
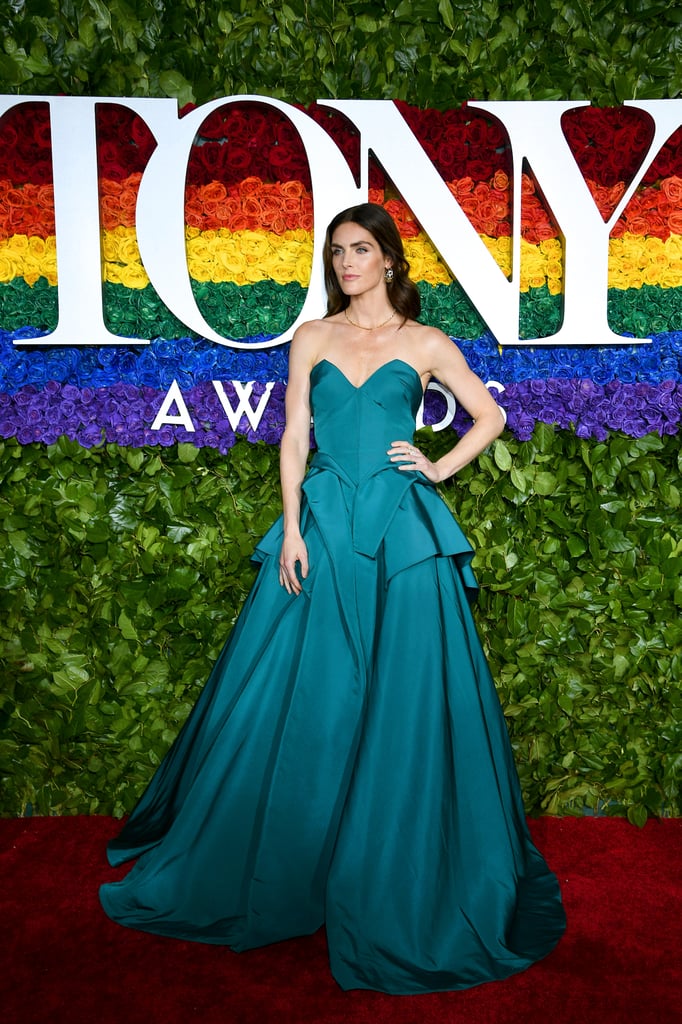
[401,319,458,354]
[293,316,343,342]
[292,316,344,354]
[289,317,342,374]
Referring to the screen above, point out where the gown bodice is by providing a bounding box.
[309,358,424,482]
[300,356,478,597]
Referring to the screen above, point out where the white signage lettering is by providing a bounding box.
[1,95,680,349]
[212,380,275,431]
[152,379,504,435]
[416,382,457,432]
[151,379,195,431]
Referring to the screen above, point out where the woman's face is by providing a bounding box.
[330,221,392,297]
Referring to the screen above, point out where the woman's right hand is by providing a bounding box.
[279,532,309,595]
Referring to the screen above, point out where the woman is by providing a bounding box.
[101,203,566,994]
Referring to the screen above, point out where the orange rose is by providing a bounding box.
[639,190,658,212]
[645,213,668,240]
[100,195,121,230]
[202,181,228,204]
[99,178,120,196]
[449,177,474,199]
[228,212,252,231]
[520,173,535,196]
[587,182,615,221]
[239,177,264,196]
[492,169,509,191]
[185,198,204,229]
[624,215,649,235]
[667,211,682,233]
[280,179,305,199]
[260,192,283,216]
[241,195,263,220]
[118,191,137,226]
[269,213,288,235]
[607,182,625,207]
[661,175,682,204]
[216,198,239,223]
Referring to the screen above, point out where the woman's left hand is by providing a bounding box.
[388,440,441,483]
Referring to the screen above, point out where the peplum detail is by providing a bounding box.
[256,451,478,596]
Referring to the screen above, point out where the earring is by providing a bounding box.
[385,267,394,282]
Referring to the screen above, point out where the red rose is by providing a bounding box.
[435,142,459,176]
[468,159,495,182]
[465,116,488,146]
[199,109,230,140]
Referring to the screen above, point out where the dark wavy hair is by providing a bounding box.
[323,203,421,321]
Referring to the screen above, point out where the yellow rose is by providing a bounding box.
[659,266,682,288]
[641,264,662,287]
[119,264,149,289]
[0,254,15,281]
[539,238,562,259]
[293,253,313,286]
[186,235,215,264]
[186,257,212,283]
[238,266,260,284]
[115,229,142,266]
[527,274,547,290]
[6,234,29,255]
[104,264,123,285]
[215,245,247,278]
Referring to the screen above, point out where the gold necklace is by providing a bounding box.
[344,307,397,331]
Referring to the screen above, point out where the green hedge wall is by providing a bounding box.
[2,2,681,819]
[2,0,681,106]
[1,428,680,822]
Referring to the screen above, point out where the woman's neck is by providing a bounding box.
[345,294,395,330]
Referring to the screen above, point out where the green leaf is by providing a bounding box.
[118,609,138,641]
[567,535,587,557]
[493,440,513,472]
[159,70,195,106]
[627,804,648,828]
[438,0,455,31]
[177,443,200,464]
[534,471,557,495]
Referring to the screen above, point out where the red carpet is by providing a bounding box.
[1,815,679,1024]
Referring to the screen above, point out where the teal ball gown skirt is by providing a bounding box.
[100,359,566,994]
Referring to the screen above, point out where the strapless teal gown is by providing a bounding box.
[100,359,565,993]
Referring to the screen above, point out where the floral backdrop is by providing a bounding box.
[1,0,681,821]
[1,99,681,450]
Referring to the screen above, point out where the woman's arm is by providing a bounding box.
[389,328,505,483]
[278,325,318,594]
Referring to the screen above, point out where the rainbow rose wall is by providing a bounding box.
[0,95,680,823]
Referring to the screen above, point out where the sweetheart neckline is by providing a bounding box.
[312,358,422,391]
